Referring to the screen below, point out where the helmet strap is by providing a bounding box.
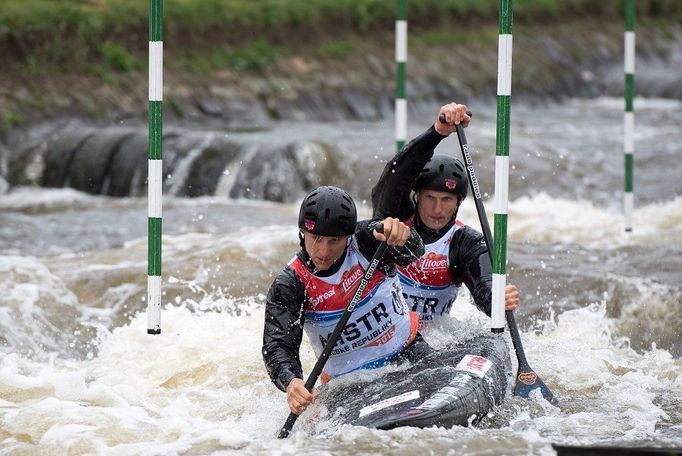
[453,195,464,220]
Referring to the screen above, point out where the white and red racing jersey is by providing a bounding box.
[289,238,419,379]
[398,220,462,324]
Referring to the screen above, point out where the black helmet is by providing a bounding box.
[413,155,468,199]
[298,186,357,236]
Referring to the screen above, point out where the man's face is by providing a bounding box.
[416,189,459,231]
[303,232,350,271]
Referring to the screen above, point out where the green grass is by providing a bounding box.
[413,27,498,48]
[0,0,680,80]
[317,39,358,60]
[173,39,281,73]
[2,109,23,129]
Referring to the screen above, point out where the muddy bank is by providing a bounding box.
[1,20,681,137]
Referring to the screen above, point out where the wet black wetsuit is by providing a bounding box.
[262,219,426,392]
[371,125,494,317]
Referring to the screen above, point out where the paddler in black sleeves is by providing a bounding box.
[371,102,521,327]
[262,185,430,416]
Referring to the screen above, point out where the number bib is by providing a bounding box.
[290,238,417,378]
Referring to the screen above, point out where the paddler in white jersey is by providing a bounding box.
[371,102,521,326]
[262,186,432,416]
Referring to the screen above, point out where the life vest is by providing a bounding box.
[398,219,462,324]
[289,238,419,380]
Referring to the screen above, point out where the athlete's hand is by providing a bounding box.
[286,378,319,415]
[434,102,471,136]
[374,217,410,246]
[504,284,520,312]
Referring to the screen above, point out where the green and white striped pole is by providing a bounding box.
[147,0,163,335]
[491,0,513,332]
[624,0,635,232]
[395,0,407,152]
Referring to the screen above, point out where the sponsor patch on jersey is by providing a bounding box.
[455,354,493,378]
[304,218,316,231]
[418,252,449,270]
[358,390,420,418]
[445,178,457,190]
[341,266,364,293]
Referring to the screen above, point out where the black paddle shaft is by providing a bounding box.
[278,225,389,438]
[440,112,557,405]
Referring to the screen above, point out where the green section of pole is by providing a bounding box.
[148,217,162,275]
[495,96,510,157]
[395,0,407,152]
[499,0,513,33]
[624,74,634,111]
[397,0,407,18]
[148,101,163,160]
[624,153,634,193]
[625,0,635,30]
[492,214,507,275]
[150,0,163,40]
[147,0,163,334]
[396,63,406,99]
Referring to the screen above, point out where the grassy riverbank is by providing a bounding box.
[1,1,681,132]
[3,1,680,71]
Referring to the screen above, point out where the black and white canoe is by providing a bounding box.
[316,333,511,430]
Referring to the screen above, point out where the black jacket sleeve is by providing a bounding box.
[262,265,307,392]
[449,225,493,316]
[371,125,447,220]
[355,219,425,270]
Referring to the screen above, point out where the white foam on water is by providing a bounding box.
[0,301,317,455]
[583,96,682,111]
[504,302,679,446]
[456,193,682,248]
[0,255,87,357]
[0,187,107,213]
[1,281,680,455]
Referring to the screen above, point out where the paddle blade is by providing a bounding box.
[278,412,299,439]
[513,366,559,406]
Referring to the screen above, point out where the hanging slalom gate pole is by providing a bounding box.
[624,0,635,232]
[436,113,557,405]
[492,0,513,332]
[395,0,407,152]
[147,0,163,335]
[437,0,556,404]
[492,0,556,406]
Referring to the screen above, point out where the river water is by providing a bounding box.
[1,97,681,455]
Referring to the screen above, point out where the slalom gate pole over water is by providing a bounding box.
[624,0,635,232]
[147,0,163,335]
[439,0,556,404]
[395,0,407,152]
[492,0,512,332]
[437,116,557,406]
[492,0,557,406]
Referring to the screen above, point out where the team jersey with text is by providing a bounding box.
[289,238,418,379]
[398,220,462,324]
